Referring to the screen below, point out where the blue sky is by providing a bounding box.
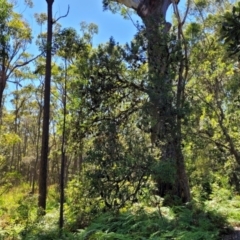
[15,0,180,46]
[16,0,142,46]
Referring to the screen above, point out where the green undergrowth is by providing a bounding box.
[206,188,240,227]
[77,202,225,240]
[0,184,238,239]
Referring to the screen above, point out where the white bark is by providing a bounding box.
[116,0,141,9]
[114,0,172,20]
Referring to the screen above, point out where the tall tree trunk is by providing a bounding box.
[31,102,43,193]
[38,0,54,212]
[138,1,191,203]
[59,57,67,229]
[0,65,6,122]
[110,0,190,202]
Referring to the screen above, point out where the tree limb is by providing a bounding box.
[52,5,70,24]
[7,53,43,79]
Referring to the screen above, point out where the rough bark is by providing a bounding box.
[38,0,54,212]
[112,0,191,202]
[143,6,190,203]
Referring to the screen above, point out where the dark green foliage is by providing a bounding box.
[78,202,226,239]
[69,38,147,142]
[85,120,154,210]
[221,2,240,58]
[151,160,176,185]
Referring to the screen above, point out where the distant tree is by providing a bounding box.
[54,26,83,229]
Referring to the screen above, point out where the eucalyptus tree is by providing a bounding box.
[10,84,33,171]
[0,111,21,189]
[53,25,97,174]
[37,0,71,212]
[0,0,38,120]
[220,2,240,175]
[102,0,191,202]
[182,0,240,194]
[38,0,54,213]
[54,26,90,229]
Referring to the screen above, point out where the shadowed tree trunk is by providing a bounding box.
[108,0,191,202]
[0,54,7,121]
[38,0,54,212]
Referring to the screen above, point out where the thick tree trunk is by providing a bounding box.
[110,0,190,202]
[138,1,191,203]
[38,0,54,212]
